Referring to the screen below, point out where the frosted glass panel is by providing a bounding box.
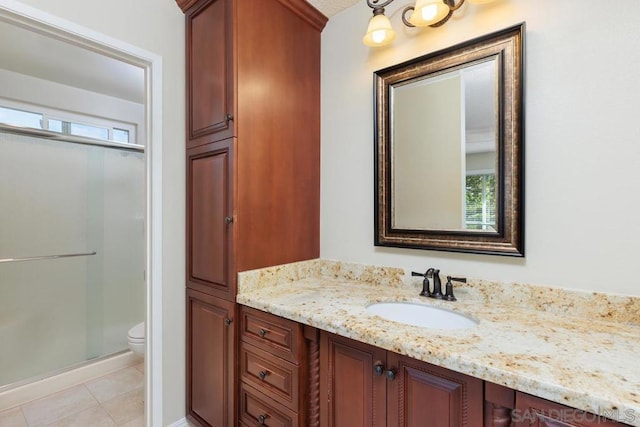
[0,131,144,387]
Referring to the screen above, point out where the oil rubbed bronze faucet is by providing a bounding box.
[411,269,466,301]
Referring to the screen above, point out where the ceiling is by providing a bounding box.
[310,0,360,17]
[0,19,145,104]
[0,1,358,105]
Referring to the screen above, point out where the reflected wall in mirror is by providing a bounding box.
[375,23,524,256]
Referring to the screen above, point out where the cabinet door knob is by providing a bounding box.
[258,328,268,337]
[224,318,232,326]
[258,414,268,425]
[386,369,396,380]
[224,216,233,225]
[373,363,384,376]
[226,113,234,122]
[258,370,269,380]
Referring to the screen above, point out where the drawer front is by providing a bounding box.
[240,306,301,363]
[240,343,299,411]
[239,383,298,427]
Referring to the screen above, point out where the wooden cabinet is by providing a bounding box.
[319,332,386,426]
[186,139,235,300]
[186,289,236,427]
[514,392,632,427]
[239,306,320,426]
[319,331,483,427]
[185,0,234,147]
[386,352,483,426]
[184,0,326,299]
[180,0,326,424]
[484,382,515,427]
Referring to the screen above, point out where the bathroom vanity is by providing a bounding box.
[236,259,640,427]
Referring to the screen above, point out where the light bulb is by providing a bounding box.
[372,30,387,44]
[421,4,438,21]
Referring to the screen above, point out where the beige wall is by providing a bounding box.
[12,0,186,423]
[321,0,640,296]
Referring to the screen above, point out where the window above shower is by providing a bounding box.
[0,101,135,144]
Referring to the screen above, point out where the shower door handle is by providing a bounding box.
[0,251,97,263]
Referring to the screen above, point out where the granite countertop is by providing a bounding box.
[236,259,640,426]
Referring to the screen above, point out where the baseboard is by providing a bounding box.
[166,417,190,427]
[0,350,142,411]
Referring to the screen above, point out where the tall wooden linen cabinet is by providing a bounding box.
[175,0,326,425]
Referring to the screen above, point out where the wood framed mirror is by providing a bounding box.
[374,23,525,256]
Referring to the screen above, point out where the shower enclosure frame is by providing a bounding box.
[0,1,165,425]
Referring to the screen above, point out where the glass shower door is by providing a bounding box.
[0,131,144,388]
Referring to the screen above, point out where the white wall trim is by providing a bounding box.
[166,417,190,427]
[0,1,164,425]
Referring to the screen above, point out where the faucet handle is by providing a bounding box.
[411,271,432,297]
[444,276,466,301]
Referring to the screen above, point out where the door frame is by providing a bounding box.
[0,1,165,425]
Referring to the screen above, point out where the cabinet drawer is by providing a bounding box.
[240,306,301,363]
[240,343,299,411]
[239,383,298,427]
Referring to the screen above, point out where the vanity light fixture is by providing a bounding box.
[363,0,499,47]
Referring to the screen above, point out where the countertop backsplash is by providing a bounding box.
[239,258,640,326]
[451,277,640,327]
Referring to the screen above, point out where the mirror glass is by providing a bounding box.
[391,59,497,231]
[375,24,524,256]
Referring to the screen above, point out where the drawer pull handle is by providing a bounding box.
[258,328,268,337]
[258,370,269,380]
[258,414,268,425]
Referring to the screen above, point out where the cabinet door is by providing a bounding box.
[186,0,234,147]
[186,139,235,300]
[386,353,483,427]
[319,332,386,427]
[186,289,236,427]
[514,392,630,427]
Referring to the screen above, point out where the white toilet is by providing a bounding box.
[127,322,145,356]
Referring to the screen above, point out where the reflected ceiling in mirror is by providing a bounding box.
[375,23,525,256]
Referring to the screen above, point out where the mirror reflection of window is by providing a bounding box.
[465,173,496,230]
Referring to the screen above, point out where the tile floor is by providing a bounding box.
[0,362,145,427]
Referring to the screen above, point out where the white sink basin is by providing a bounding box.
[366,302,478,330]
